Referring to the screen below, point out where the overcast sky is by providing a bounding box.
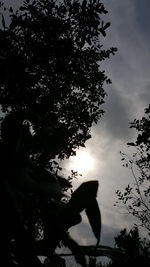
[62,0,150,249]
[2,0,150,260]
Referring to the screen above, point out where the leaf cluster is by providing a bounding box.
[0,0,117,161]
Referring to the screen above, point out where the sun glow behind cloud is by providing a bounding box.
[69,151,95,175]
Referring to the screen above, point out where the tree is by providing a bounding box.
[0,1,116,266]
[116,105,150,233]
[0,0,116,163]
[105,227,150,267]
[96,227,150,267]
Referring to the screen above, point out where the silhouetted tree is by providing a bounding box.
[0,0,116,266]
[113,227,150,267]
[97,227,150,267]
[116,105,150,233]
[0,0,116,163]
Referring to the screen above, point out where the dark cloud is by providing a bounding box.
[99,86,132,141]
[133,0,150,42]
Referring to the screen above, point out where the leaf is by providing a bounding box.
[9,7,13,13]
[63,233,87,267]
[1,14,6,29]
[103,22,111,30]
[127,142,135,146]
[99,28,106,37]
[79,245,125,261]
[85,199,101,245]
[67,181,99,213]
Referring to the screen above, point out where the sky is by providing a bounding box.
[2,0,150,263]
[62,0,150,248]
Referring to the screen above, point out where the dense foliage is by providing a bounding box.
[0,0,116,163]
[0,0,116,266]
[103,227,150,267]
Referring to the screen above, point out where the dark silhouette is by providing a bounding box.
[0,112,101,267]
[0,0,116,266]
[0,0,116,162]
[106,227,150,267]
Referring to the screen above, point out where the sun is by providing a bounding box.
[69,150,95,175]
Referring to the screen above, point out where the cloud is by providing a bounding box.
[138,82,150,108]
[100,87,132,142]
[101,224,120,246]
[102,0,150,119]
[132,0,150,42]
[69,219,120,247]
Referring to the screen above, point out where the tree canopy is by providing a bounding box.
[0,1,116,266]
[108,227,150,267]
[0,0,116,164]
